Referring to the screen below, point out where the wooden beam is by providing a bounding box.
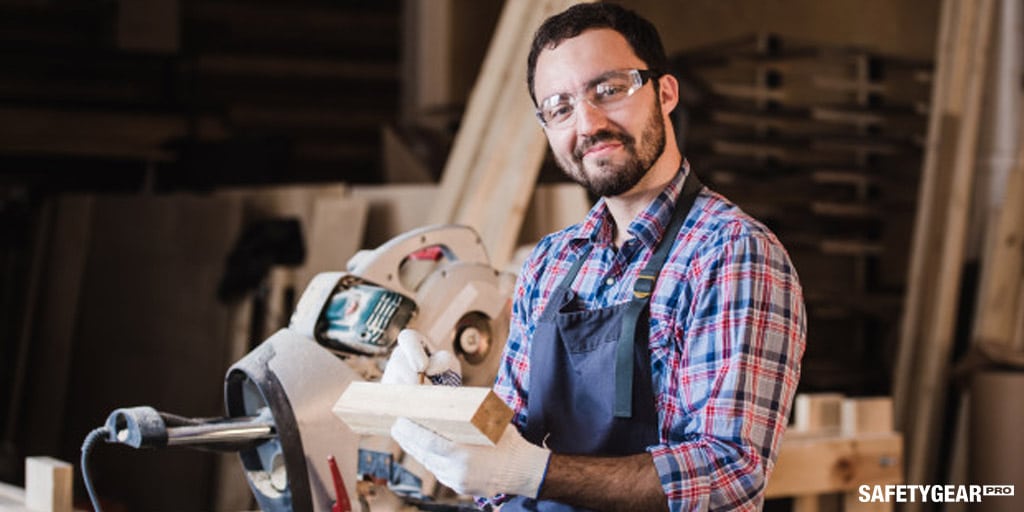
[333,383,514,446]
[429,0,535,226]
[905,0,995,492]
[894,0,963,428]
[430,0,582,267]
[972,114,1024,348]
[766,433,903,498]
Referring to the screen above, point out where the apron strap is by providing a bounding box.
[614,172,704,418]
[539,245,594,322]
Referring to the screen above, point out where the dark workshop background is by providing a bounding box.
[2,1,1019,511]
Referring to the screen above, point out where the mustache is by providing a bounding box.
[573,129,635,160]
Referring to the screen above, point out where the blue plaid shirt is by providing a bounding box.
[492,165,806,511]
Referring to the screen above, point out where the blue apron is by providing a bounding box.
[504,174,703,511]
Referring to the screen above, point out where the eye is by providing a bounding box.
[594,81,630,100]
[543,102,574,123]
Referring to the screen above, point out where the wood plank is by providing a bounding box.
[196,54,397,81]
[905,0,995,491]
[350,184,439,248]
[793,393,844,436]
[117,0,179,53]
[708,82,787,102]
[25,456,72,512]
[429,0,535,225]
[819,239,884,256]
[333,383,514,446]
[0,106,194,161]
[766,433,903,498]
[894,0,962,428]
[22,196,94,457]
[971,117,1024,348]
[293,196,369,292]
[430,0,580,267]
[841,397,895,437]
[840,397,897,512]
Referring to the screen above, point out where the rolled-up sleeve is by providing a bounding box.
[648,227,806,511]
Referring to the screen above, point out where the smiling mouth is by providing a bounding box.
[583,142,622,158]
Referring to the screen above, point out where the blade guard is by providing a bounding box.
[345,224,491,299]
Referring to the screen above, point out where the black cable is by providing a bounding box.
[81,426,110,512]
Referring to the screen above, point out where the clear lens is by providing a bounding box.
[536,69,648,128]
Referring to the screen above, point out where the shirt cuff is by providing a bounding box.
[647,442,710,511]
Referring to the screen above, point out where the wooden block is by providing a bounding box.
[25,456,72,512]
[793,393,844,436]
[765,433,903,498]
[841,397,894,436]
[333,383,513,446]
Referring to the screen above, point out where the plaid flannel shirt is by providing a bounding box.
[491,166,806,511]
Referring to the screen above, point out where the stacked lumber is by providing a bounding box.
[895,0,1023,503]
[672,33,931,393]
[0,1,401,186]
[429,0,583,268]
[767,394,903,512]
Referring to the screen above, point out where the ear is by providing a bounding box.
[657,73,680,116]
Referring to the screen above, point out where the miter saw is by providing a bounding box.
[83,224,515,512]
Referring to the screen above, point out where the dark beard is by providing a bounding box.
[557,99,666,198]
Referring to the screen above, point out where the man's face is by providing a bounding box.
[533,29,667,198]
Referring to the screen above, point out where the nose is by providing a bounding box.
[573,99,610,137]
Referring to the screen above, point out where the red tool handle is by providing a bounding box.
[327,455,352,512]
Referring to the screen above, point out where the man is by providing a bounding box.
[384,3,806,511]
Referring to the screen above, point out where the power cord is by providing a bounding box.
[80,426,111,512]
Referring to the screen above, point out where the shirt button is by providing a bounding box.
[605,277,615,286]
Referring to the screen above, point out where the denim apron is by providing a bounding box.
[503,174,703,511]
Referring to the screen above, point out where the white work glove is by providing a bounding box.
[381,329,462,386]
[391,418,551,498]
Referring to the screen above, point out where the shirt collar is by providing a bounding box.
[569,162,691,250]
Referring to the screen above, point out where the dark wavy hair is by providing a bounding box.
[527,2,667,105]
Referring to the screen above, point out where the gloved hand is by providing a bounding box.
[381,329,462,386]
[391,418,551,498]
